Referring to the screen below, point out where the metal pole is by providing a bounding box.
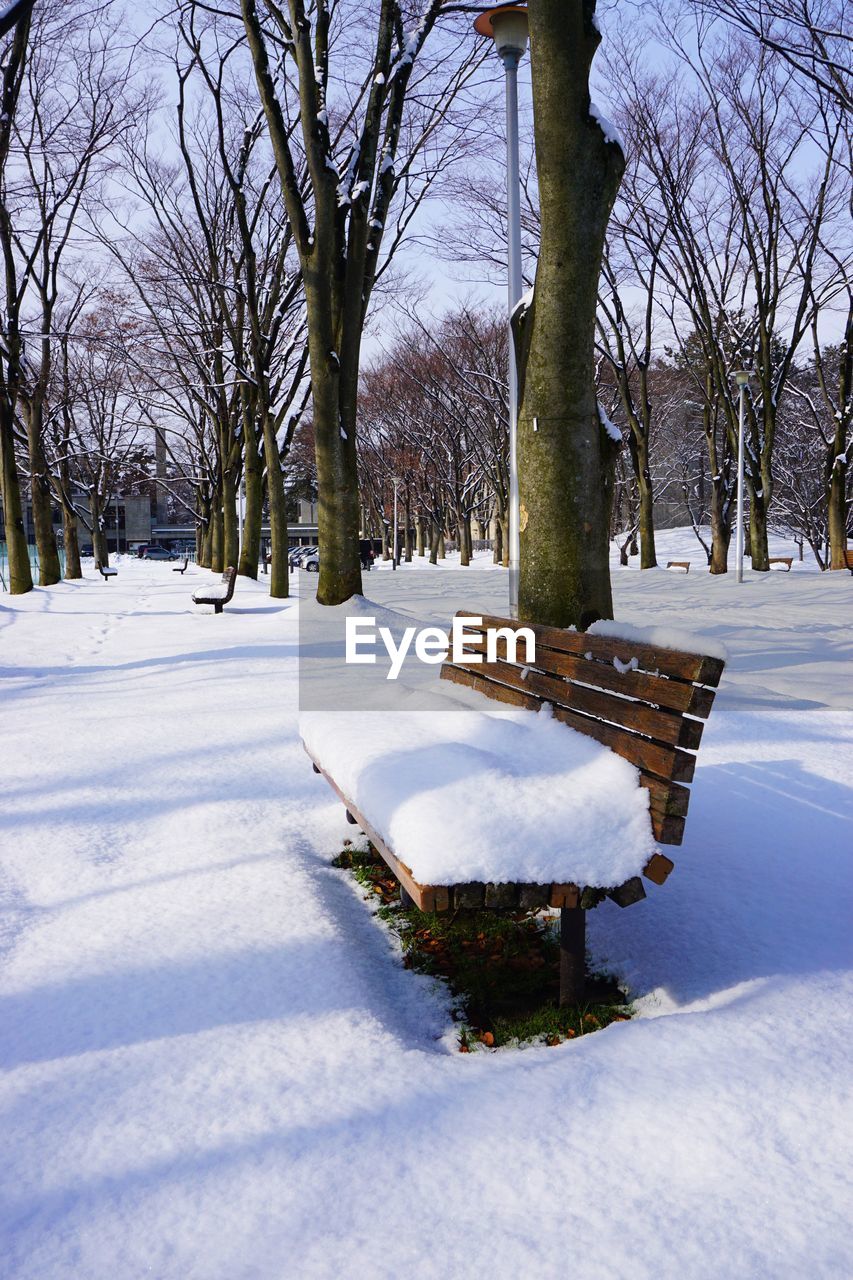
[238,479,245,559]
[504,49,523,619]
[735,376,747,583]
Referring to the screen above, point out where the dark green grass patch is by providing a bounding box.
[333,843,633,1051]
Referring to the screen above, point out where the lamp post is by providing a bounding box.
[734,371,750,583]
[474,4,528,618]
[392,476,400,570]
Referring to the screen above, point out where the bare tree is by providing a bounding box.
[0,0,33,592]
[691,0,851,111]
[239,0,485,603]
[58,300,152,567]
[3,0,139,586]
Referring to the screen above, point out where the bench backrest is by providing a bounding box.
[221,566,237,602]
[440,612,725,846]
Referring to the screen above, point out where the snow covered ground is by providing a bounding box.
[1,543,852,1279]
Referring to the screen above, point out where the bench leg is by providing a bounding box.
[215,602,223,614]
[559,906,586,1005]
[400,885,415,909]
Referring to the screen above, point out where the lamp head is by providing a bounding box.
[734,370,751,387]
[474,5,529,59]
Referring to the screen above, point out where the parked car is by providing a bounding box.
[290,545,317,568]
[142,546,179,561]
[302,550,320,573]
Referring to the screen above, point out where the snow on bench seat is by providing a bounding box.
[195,581,230,600]
[301,697,656,890]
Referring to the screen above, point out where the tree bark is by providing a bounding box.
[210,498,224,573]
[634,433,657,569]
[827,323,850,569]
[61,503,82,579]
[0,407,32,593]
[515,1,624,629]
[91,493,109,569]
[827,439,848,569]
[748,481,770,571]
[239,441,263,580]
[25,410,61,586]
[263,422,290,599]
[709,481,731,574]
[222,467,239,570]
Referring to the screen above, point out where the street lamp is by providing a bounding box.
[733,371,750,583]
[474,4,528,619]
[391,476,401,570]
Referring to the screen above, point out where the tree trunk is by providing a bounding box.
[239,442,263,579]
[429,521,440,565]
[827,427,848,569]
[210,498,224,573]
[709,482,731,574]
[459,510,470,566]
[199,520,212,568]
[26,419,61,586]
[636,434,657,569]
[494,515,503,565]
[309,350,362,605]
[263,422,290,599]
[515,1,625,629]
[416,515,425,557]
[222,468,239,570]
[91,495,109,569]
[404,497,413,562]
[0,408,33,593]
[61,504,82,579]
[748,482,770,571]
[499,514,509,567]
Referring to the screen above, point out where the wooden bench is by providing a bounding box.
[192,566,236,614]
[172,557,189,574]
[845,550,853,573]
[667,561,690,573]
[97,564,118,581]
[768,557,793,571]
[306,612,725,1003]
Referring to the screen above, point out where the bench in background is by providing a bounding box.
[667,561,690,573]
[97,564,118,581]
[192,566,236,614]
[173,557,190,575]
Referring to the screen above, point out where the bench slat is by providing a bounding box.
[441,662,697,786]
[459,633,716,719]
[445,655,705,752]
[460,612,724,688]
[641,774,690,817]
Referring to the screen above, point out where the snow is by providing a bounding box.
[191,580,230,600]
[511,286,534,320]
[597,401,622,443]
[302,698,656,887]
[1,547,852,1278]
[588,618,729,662]
[589,100,624,150]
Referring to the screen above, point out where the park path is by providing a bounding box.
[1,561,851,1280]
